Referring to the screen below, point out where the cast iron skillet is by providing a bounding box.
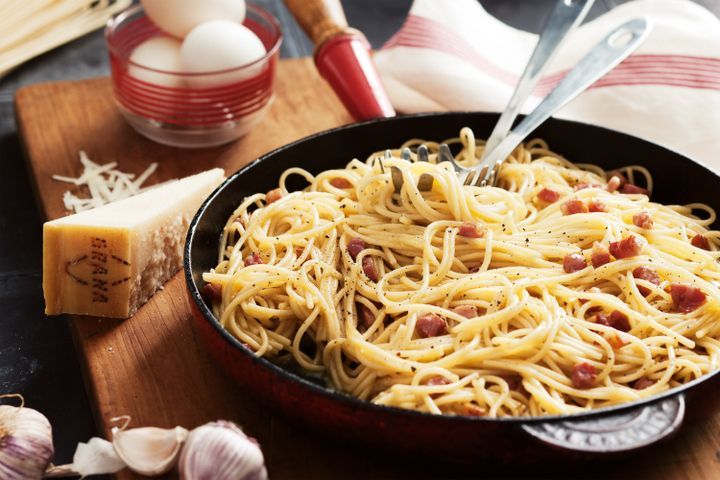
[184,112,720,462]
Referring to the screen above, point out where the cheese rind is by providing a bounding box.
[43,168,224,318]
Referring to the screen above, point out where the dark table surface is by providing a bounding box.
[2,0,719,471]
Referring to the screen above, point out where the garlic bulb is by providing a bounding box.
[0,404,54,480]
[112,425,188,476]
[179,421,267,480]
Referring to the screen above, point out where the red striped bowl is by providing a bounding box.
[105,4,282,148]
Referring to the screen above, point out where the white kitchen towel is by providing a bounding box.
[374,0,720,170]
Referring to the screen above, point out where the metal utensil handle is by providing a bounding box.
[482,18,651,172]
[481,0,595,159]
[523,393,685,453]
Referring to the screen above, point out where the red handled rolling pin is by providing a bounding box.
[284,0,396,120]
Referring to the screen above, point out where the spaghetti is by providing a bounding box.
[202,128,720,417]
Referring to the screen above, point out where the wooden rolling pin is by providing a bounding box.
[284,0,396,120]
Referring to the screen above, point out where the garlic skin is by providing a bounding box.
[179,421,267,480]
[0,405,54,480]
[72,437,126,476]
[112,425,188,476]
[45,437,126,478]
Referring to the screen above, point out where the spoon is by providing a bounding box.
[481,0,596,160]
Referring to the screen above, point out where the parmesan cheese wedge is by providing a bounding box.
[43,168,225,318]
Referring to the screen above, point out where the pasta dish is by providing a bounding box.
[202,128,719,417]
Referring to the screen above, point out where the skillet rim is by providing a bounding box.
[184,110,720,426]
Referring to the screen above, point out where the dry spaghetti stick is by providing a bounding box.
[0,0,130,77]
[0,0,54,29]
[0,0,95,52]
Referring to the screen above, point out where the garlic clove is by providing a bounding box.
[0,404,54,480]
[179,421,267,480]
[112,425,188,476]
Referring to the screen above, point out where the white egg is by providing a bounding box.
[140,0,246,38]
[128,36,185,88]
[180,20,267,88]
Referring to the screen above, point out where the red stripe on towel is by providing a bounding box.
[382,15,720,93]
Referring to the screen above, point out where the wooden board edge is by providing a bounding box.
[66,316,109,436]
[15,78,120,444]
[14,94,52,222]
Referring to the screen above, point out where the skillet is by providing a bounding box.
[184,112,720,461]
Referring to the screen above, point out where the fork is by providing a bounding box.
[389,145,434,192]
[449,17,650,188]
[389,0,592,191]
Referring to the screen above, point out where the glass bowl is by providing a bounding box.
[105,4,282,148]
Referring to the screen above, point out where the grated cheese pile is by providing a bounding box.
[53,151,158,213]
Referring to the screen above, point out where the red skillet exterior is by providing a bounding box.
[184,112,720,462]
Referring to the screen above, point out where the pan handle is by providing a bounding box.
[521,394,685,453]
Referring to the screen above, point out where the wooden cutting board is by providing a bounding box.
[15,58,720,480]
